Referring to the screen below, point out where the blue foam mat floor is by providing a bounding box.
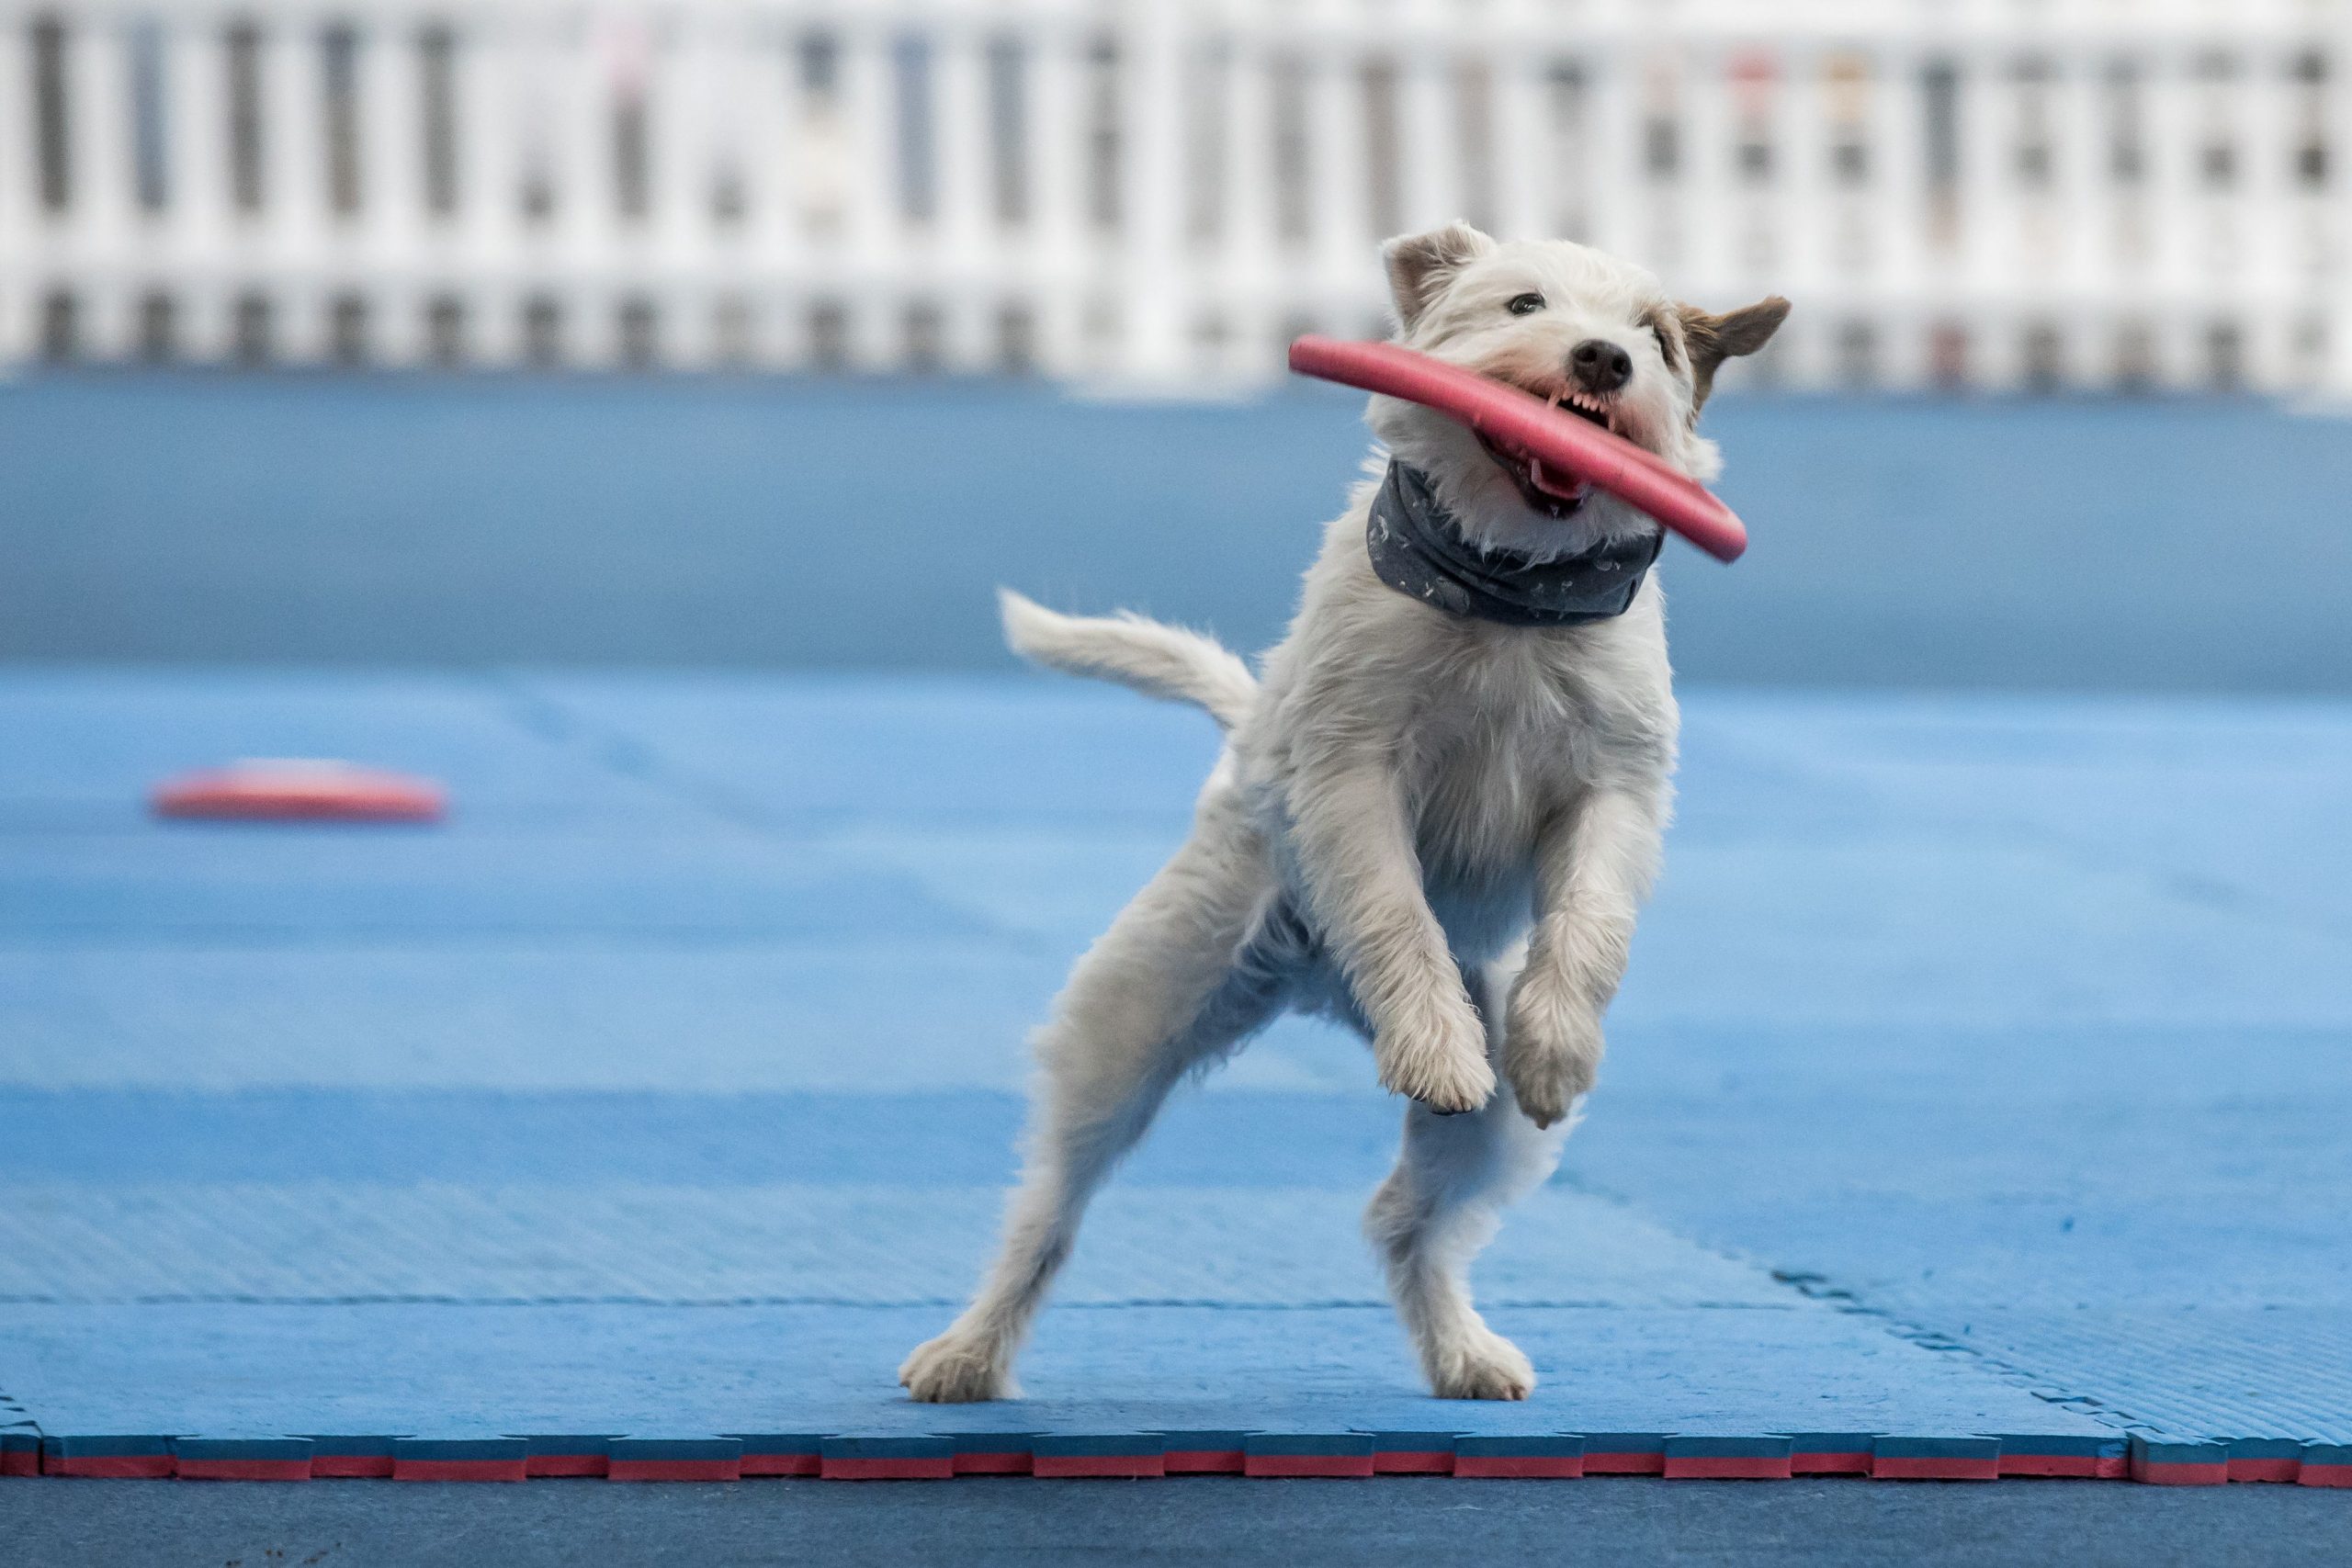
[1,671,2348,1480]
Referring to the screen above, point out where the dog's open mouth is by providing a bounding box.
[1476,388,1622,520]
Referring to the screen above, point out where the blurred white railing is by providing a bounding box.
[5,0,2350,391]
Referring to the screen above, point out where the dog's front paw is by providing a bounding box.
[899,1330,1016,1404]
[1504,966,1603,1129]
[1375,994,1495,1114]
[1427,1325,1536,1401]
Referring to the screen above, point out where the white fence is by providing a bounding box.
[5,0,2350,391]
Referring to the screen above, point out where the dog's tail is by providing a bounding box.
[998,589,1257,732]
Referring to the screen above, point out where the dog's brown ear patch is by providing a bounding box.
[1678,295,1792,410]
[1384,222,1497,333]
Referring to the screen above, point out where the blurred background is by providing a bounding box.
[4,0,2350,686]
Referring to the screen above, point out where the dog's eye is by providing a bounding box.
[1506,292,1545,316]
[1649,319,1678,367]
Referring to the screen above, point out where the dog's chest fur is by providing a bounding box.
[1243,502,1678,961]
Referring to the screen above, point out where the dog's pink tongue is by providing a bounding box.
[1529,457,1590,503]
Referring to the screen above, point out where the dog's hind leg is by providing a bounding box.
[899,785,1291,1403]
[1364,962,1569,1400]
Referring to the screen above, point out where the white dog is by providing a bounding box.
[901,223,1786,1403]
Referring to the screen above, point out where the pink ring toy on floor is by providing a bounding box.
[151,760,447,822]
[1287,334,1750,563]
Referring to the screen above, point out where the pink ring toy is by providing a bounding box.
[151,761,447,823]
[1287,335,1749,563]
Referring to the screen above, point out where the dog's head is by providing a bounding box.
[1367,221,1788,558]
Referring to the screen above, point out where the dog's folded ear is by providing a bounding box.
[1677,296,1792,408]
[1385,222,1497,333]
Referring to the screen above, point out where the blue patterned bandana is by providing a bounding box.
[1364,462,1662,628]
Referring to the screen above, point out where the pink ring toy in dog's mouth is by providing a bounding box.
[1286,335,1749,563]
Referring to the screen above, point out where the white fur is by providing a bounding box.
[901,228,1784,1404]
[999,589,1256,731]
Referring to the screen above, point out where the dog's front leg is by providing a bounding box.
[1504,786,1666,1128]
[1292,764,1494,1113]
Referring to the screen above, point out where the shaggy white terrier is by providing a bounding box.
[902,223,1786,1403]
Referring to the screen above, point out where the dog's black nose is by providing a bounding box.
[1569,338,1634,393]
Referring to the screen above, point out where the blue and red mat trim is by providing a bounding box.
[293,1435,403,1479]
[729,1434,826,1477]
[514,1434,619,1479]
[7,1428,2344,1484]
[1161,1431,1250,1474]
[390,1438,530,1483]
[818,1436,957,1482]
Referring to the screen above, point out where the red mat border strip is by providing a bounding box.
[8,1433,2348,1486]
